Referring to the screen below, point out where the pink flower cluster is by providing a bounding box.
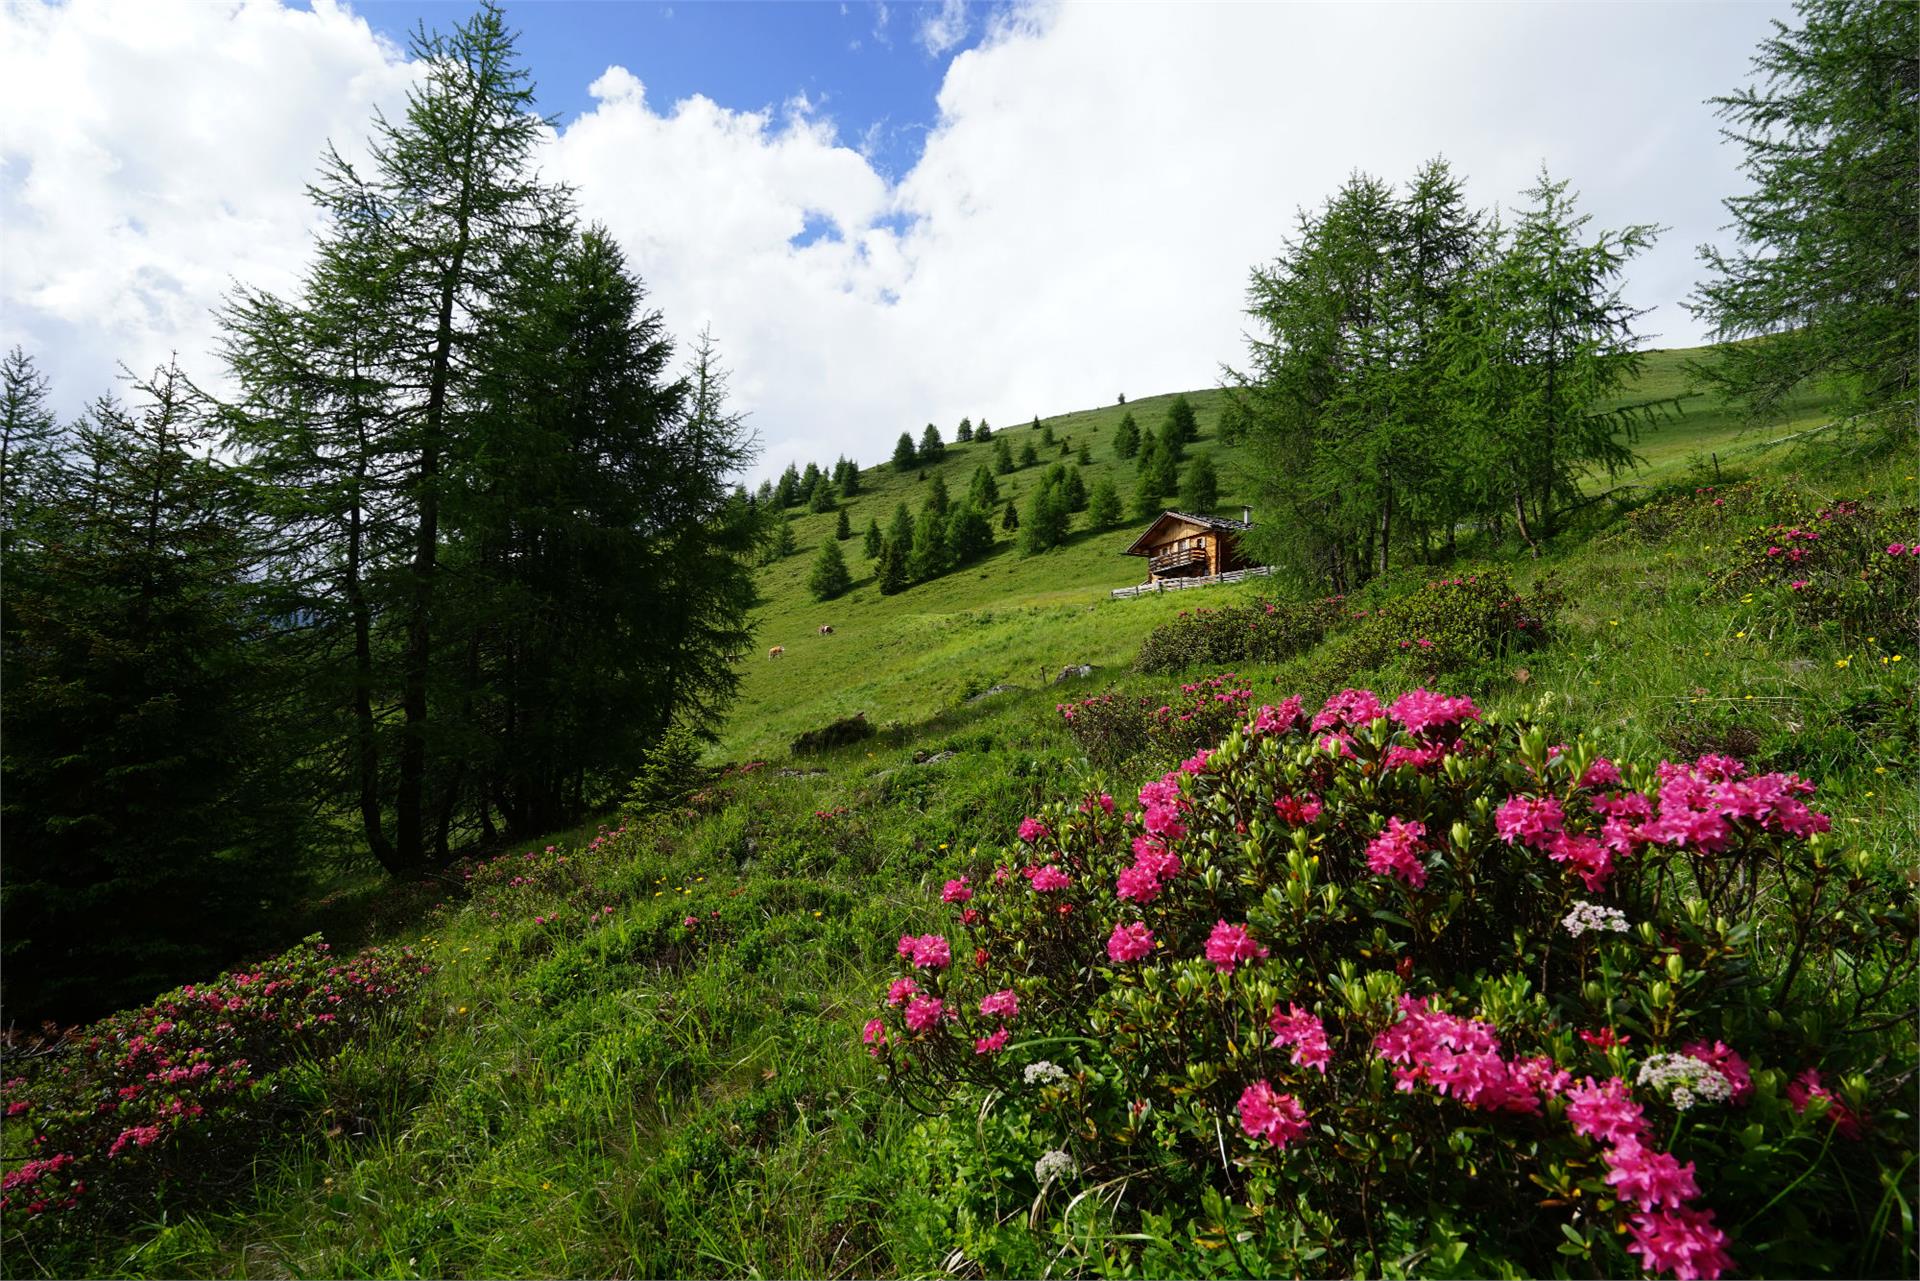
[1638,757,1830,851]
[1114,771,1189,903]
[1017,817,1051,843]
[1387,688,1481,738]
[904,995,946,1033]
[1106,921,1155,963]
[1683,1040,1753,1105]
[941,877,972,904]
[896,933,952,969]
[1267,1004,1330,1073]
[1564,1075,1733,1279]
[1236,1080,1309,1149]
[1373,997,1564,1115]
[1365,818,1430,889]
[1311,687,1384,734]
[1495,793,1617,891]
[1204,921,1269,973]
[1248,695,1304,736]
[1028,865,1072,893]
[1272,791,1324,826]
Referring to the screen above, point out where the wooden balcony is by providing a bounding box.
[1148,541,1209,575]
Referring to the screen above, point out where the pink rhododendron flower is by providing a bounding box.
[1786,1068,1866,1139]
[1249,696,1304,735]
[1272,792,1323,825]
[1565,1076,1647,1145]
[1682,1040,1753,1104]
[1625,1207,1734,1280]
[1545,830,1616,891]
[901,934,951,969]
[973,1027,1009,1055]
[1018,817,1050,843]
[1495,794,1565,846]
[1604,1138,1701,1211]
[1115,864,1164,903]
[1373,997,1545,1113]
[1029,865,1072,892]
[979,989,1019,1020]
[681,915,699,928]
[903,995,945,1033]
[941,877,973,904]
[1580,757,1623,789]
[1237,1080,1309,1149]
[1387,688,1481,737]
[1204,921,1270,973]
[107,1125,162,1158]
[1311,687,1384,732]
[1267,1004,1331,1073]
[1366,818,1429,889]
[862,1018,888,1056]
[886,977,919,1007]
[1888,543,1907,555]
[1382,743,1448,770]
[1180,750,1212,775]
[1131,838,1182,881]
[1107,921,1155,963]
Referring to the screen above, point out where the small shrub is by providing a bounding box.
[623,722,713,818]
[867,690,1917,1279]
[1056,673,1253,769]
[1615,481,1767,545]
[1134,597,1346,674]
[1,937,431,1252]
[1295,569,1558,693]
[1713,497,1918,643]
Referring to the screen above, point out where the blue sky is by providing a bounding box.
[334,0,983,177]
[3,0,1795,477]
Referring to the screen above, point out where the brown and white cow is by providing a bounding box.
[768,645,785,659]
[818,624,834,635]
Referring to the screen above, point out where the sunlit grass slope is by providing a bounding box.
[719,347,1839,760]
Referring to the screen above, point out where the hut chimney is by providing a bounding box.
[1241,505,1252,525]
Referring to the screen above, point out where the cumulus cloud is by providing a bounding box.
[2,0,1789,480]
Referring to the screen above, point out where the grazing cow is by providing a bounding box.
[818,624,835,635]
[768,645,785,659]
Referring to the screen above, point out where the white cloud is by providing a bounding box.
[916,0,970,56]
[2,0,1791,482]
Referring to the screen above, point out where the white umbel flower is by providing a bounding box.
[1033,1149,1074,1183]
[1636,1053,1732,1109]
[1562,901,1630,938]
[1023,1060,1068,1086]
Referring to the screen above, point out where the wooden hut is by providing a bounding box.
[1122,508,1255,584]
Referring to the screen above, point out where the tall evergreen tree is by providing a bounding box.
[1183,453,1220,510]
[876,538,909,595]
[1062,466,1089,512]
[944,501,994,565]
[1688,0,1917,435]
[808,536,851,600]
[967,463,1000,509]
[892,431,918,471]
[956,416,973,442]
[909,506,948,581]
[863,515,883,559]
[835,507,852,540]
[800,460,822,494]
[764,515,798,562]
[1021,474,1072,554]
[1088,476,1123,528]
[918,422,946,464]
[1165,394,1198,443]
[1076,440,1092,466]
[1113,410,1141,458]
[925,471,950,518]
[886,501,914,552]
[1017,439,1039,469]
[1040,421,1055,446]
[0,347,62,542]
[993,437,1015,475]
[774,462,802,507]
[1001,499,1019,532]
[974,418,992,441]
[808,476,836,513]
[2,363,303,1020]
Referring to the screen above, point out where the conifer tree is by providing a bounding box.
[944,501,994,565]
[1017,439,1039,469]
[2,362,303,1018]
[764,515,798,562]
[1021,475,1072,554]
[0,347,62,542]
[886,501,914,551]
[909,505,949,580]
[974,418,992,441]
[1088,476,1123,528]
[864,515,883,559]
[800,460,822,494]
[876,539,908,595]
[1114,410,1141,458]
[1133,460,1165,520]
[926,471,950,518]
[993,436,1015,475]
[808,476,836,513]
[836,507,852,540]
[1001,499,1019,531]
[755,477,774,505]
[1063,466,1089,512]
[956,416,973,442]
[967,462,1000,509]
[892,431,918,471]
[1040,421,1055,447]
[918,422,946,464]
[1166,393,1198,443]
[808,535,851,600]
[1183,453,1220,510]
[1077,440,1092,466]
[1689,0,1917,435]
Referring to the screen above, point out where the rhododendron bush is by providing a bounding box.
[1,936,430,1249]
[1712,497,1918,642]
[870,690,1917,1278]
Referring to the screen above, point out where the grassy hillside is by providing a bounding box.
[720,346,1836,760]
[11,350,1912,1279]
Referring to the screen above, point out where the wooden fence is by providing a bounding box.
[1110,565,1273,599]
